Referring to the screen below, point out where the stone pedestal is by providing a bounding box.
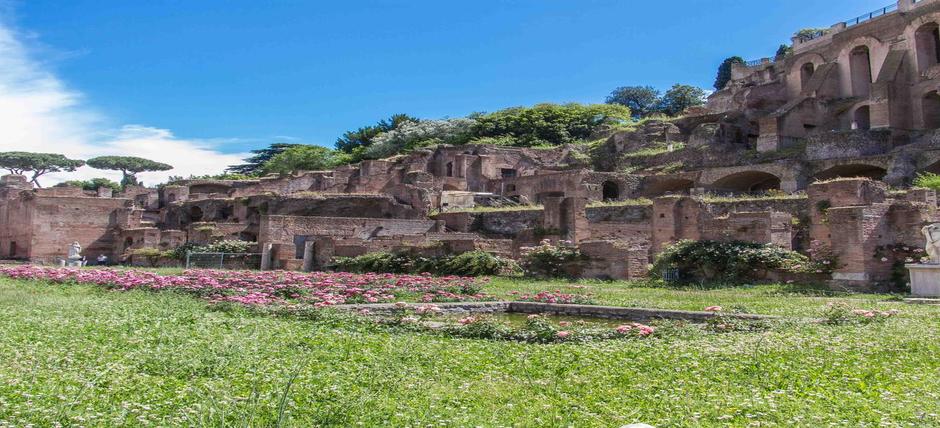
[907,264,940,297]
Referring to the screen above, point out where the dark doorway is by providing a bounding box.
[602,181,620,201]
[924,91,940,129]
[189,206,204,222]
[853,106,872,130]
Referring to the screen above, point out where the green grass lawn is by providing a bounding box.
[1,276,940,427]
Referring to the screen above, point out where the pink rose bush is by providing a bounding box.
[516,290,593,305]
[822,302,900,325]
[0,266,488,308]
[615,323,656,337]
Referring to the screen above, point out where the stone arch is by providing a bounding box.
[800,62,816,91]
[923,90,940,129]
[711,171,781,193]
[814,164,887,181]
[915,22,940,73]
[837,36,883,97]
[906,12,940,73]
[641,178,695,197]
[123,237,134,251]
[601,181,620,201]
[850,45,873,97]
[853,105,872,130]
[189,206,204,222]
[788,52,826,96]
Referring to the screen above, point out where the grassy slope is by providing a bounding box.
[1,278,939,427]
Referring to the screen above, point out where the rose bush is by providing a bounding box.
[0,266,488,308]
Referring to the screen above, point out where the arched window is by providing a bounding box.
[445,162,454,177]
[924,91,940,129]
[800,63,816,91]
[915,23,940,73]
[189,206,204,222]
[853,106,871,130]
[850,46,873,97]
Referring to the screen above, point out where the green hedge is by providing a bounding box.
[332,251,518,276]
[651,240,812,283]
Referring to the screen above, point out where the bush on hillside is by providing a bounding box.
[363,118,478,160]
[914,172,940,191]
[471,103,632,147]
[519,241,586,279]
[651,240,812,283]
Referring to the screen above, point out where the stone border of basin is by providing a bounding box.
[334,301,777,322]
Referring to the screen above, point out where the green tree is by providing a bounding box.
[55,177,122,192]
[657,84,708,117]
[714,57,744,90]
[776,44,793,58]
[605,86,661,118]
[0,152,85,187]
[226,143,301,175]
[335,114,417,160]
[472,103,632,147]
[86,156,173,187]
[260,145,351,175]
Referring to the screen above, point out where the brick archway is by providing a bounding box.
[711,171,781,193]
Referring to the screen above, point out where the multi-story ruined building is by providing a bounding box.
[2,0,939,289]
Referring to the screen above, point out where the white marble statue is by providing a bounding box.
[923,224,940,264]
[69,241,82,262]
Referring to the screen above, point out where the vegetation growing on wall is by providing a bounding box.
[55,177,122,192]
[652,240,831,283]
[333,251,518,277]
[913,172,940,191]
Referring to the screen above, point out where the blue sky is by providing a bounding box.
[0,0,891,183]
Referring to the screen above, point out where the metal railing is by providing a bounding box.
[185,252,262,270]
[796,30,828,43]
[744,58,773,68]
[845,3,898,27]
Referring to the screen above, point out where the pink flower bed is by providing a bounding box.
[515,290,592,305]
[0,266,489,308]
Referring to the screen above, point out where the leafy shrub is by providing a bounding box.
[438,251,519,276]
[821,302,898,325]
[168,240,255,260]
[203,240,255,254]
[333,251,516,277]
[651,240,812,283]
[519,241,585,279]
[334,252,413,274]
[364,118,477,159]
[914,172,940,191]
[471,103,632,147]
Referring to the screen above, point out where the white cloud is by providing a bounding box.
[0,20,248,187]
